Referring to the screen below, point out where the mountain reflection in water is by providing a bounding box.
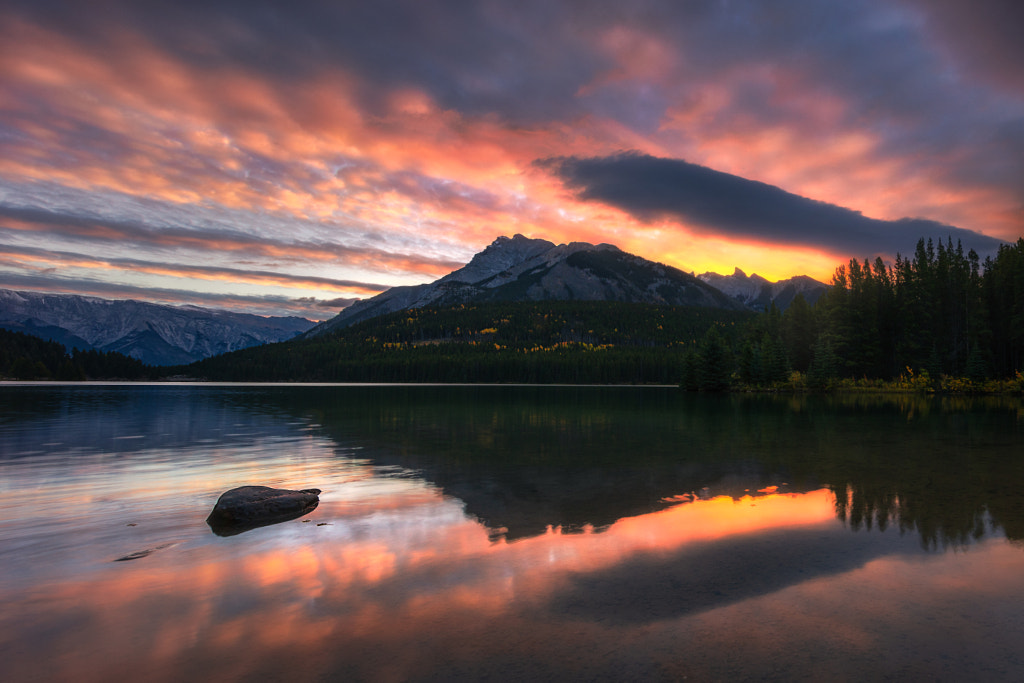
[2,384,1024,682]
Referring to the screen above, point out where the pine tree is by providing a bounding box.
[680,348,700,391]
[698,327,732,392]
[760,333,789,384]
[807,335,840,388]
[737,340,758,385]
[781,293,817,372]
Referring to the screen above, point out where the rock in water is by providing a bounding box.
[206,485,321,536]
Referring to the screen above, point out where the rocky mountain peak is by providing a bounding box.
[0,289,315,365]
[440,234,555,284]
[308,235,749,335]
[696,268,828,311]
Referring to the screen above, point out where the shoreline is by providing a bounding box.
[1,378,1022,396]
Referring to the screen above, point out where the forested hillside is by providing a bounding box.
[182,301,755,383]
[0,329,153,380]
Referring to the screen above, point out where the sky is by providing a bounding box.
[1,0,1022,319]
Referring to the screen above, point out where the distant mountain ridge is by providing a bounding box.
[697,268,828,311]
[0,289,315,365]
[309,235,749,335]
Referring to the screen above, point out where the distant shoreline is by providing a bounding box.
[0,380,680,388]
[1,379,1021,397]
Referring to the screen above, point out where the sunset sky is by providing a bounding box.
[1,0,1021,319]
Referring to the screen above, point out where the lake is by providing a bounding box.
[2,383,1024,682]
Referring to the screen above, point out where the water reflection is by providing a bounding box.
[2,384,1024,681]
[260,385,1024,549]
[275,387,808,540]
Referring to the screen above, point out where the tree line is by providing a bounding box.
[180,301,754,384]
[683,237,1024,391]
[0,328,153,380]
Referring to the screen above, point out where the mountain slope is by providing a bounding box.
[310,235,747,335]
[697,268,828,311]
[0,289,315,365]
[185,299,755,384]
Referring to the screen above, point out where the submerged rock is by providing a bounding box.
[206,485,321,536]
[113,541,183,562]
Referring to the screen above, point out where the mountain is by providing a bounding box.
[309,235,748,335]
[0,290,315,365]
[697,268,828,311]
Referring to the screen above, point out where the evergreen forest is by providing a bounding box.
[685,236,1024,392]
[179,301,754,384]
[0,328,154,380]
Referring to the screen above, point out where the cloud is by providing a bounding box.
[907,0,1024,94]
[293,296,361,310]
[0,242,390,295]
[0,202,462,277]
[0,0,1020,309]
[543,152,1005,258]
[1,0,607,124]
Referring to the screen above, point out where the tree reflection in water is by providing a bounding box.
[265,386,1024,549]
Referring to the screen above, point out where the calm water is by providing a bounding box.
[2,383,1024,682]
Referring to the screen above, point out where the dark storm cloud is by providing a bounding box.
[11,1,930,128]
[906,0,1024,94]
[4,0,608,122]
[10,0,1019,193]
[0,0,1012,129]
[544,153,1005,257]
[895,0,1024,198]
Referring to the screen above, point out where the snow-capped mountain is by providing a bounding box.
[0,289,315,365]
[308,234,748,335]
[697,268,828,311]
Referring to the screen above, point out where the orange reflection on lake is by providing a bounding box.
[1,487,879,683]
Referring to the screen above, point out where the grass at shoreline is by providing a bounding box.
[728,370,1024,396]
